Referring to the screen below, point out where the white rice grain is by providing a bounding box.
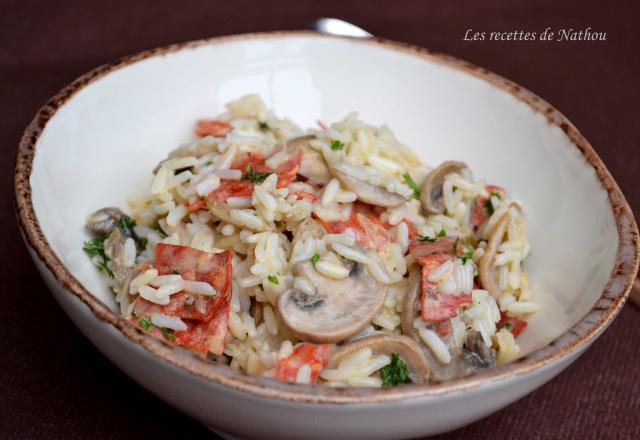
[295,364,312,384]
[324,233,356,246]
[331,243,370,264]
[151,314,187,331]
[166,204,188,227]
[229,209,264,230]
[130,269,159,293]
[322,178,340,207]
[196,176,220,196]
[216,169,242,180]
[315,260,349,279]
[418,328,451,364]
[156,282,184,298]
[139,285,169,305]
[293,276,316,296]
[278,340,293,360]
[506,301,539,315]
[184,281,218,296]
[227,197,253,208]
[123,238,136,267]
[263,305,279,336]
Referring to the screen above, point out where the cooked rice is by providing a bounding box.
[86,94,539,388]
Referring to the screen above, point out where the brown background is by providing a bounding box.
[2,0,639,438]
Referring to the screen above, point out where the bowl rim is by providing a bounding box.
[14,30,639,405]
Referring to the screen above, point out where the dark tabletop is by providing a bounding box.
[2,0,639,438]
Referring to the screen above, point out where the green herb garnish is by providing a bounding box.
[83,237,106,257]
[139,315,177,341]
[242,164,272,184]
[483,191,502,217]
[159,327,176,341]
[502,322,513,331]
[380,353,410,387]
[138,316,153,332]
[83,237,114,278]
[117,216,136,237]
[267,274,279,285]
[453,238,474,265]
[204,160,213,166]
[257,121,269,131]
[437,228,447,237]
[330,139,345,151]
[417,235,437,243]
[402,173,421,198]
[311,253,320,265]
[138,237,148,250]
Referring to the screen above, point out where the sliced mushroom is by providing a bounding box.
[331,162,406,207]
[463,331,496,370]
[85,207,126,235]
[401,267,422,339]
[401,267,494,381]
[207,201,268,233]
[286,135,331,185]
[327,334,430,384]
[276,253,386,343]
[290,217,325,250]
[477,212,510,297]
[104,228,136,285]
[420,161,468,215]
[119,269,139,317]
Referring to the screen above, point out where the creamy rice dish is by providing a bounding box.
[83,95,538,387]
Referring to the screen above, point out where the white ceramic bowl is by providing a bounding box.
[14,32,639,439]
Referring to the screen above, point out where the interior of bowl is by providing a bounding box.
[29,33,618,363]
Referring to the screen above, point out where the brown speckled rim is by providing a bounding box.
[14,31,640,405]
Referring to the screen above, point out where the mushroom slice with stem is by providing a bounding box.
[104,228,137,285]
[463,330,496,370]
[401,267,496,381]
[290,217,325,250]
[85,207,126,236]
[477,209,513,297]
[286,135,331,185]
[276,253,387,343]
[420,161,468,215]
[327,334,431,384]
[331,162,406,207]
[119,269,140,317]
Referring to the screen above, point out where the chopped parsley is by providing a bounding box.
[83,237,113,278]
[267,274,279,285]
[417,235,437,243]
[138,237,148,250]
[402,173,421,198]
[453,238,474,265]
[257,121,269,131]
[311,253,321,265]
[380,353,410,387]
[242,164,272,184]
[437,228,447,237]
[117,216,136,237]
[483,191,502,217]
[501,322,513,331]
[138,316,153,332]
[159,327,176,341]
[138,316,175,341]
[330,139,345,151]
[83,237,106,257]
[204,160,213,166]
